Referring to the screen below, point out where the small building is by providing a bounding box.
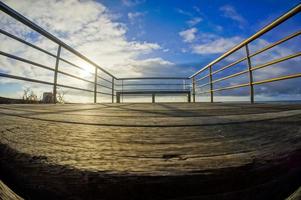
[42,92,53,103]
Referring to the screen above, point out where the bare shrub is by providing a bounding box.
[57,88,67,104]
[22,88,39,103]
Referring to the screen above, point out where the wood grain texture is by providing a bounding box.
[0,103,300,199]
[0,180,23,200]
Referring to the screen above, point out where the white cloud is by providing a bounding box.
[0,0,186,101]
[175,8,192,17]
[192,35,242,54]
[179,28,198,43]
[128,12,144,22]
[122,0,145,7]
[219,5,247,28]
[0,0,173,80]
[187,17,202,26]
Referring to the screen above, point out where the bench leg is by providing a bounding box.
[152,94,155,103]
[117,94,120,103]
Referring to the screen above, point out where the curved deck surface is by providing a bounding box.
[0,103,301,199]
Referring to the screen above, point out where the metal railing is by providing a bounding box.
[0,2,116,103]
[190,3,301,103]
[0,2,300,103]
[114,77,190,103]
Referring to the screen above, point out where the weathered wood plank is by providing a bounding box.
[0,103,300,199]
[0,180,24,200]
[286,186,301,200]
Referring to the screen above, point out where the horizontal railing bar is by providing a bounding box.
[0,72,95,93]
[197,73,301,95]
[116,89,190,92]
[119,77,190,80]
[0,51,54,71]
[97,84,112,90]
[249,30,301,58]
[212,83,249,92]
[59,57,94,74]
[251,52,301,71]
[0,2,116,79]
[253,73,301,85]
[0,51,115,89]
[60,58,113,83]
[98,91,115,96]
[116,94,187,96]
[60,58,112,84]
[195,74,210,82]
[196,82,210,88]
[203,30,301,77]
[212,57,247,75]
[0,51,105,87]
[57,70,94,84]
[194,83,249,95]
[196,90,211,94]
[0,72,115,96]
[0,72,55,86]
[211,69,249,84]
[57,84,94,93]
[0,28,115,87]
[98,76,113,84]
[115,83,189,86]
[189,3,301,78]
[0,29,57,58]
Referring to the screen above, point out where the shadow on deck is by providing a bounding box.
[0,103,301,199]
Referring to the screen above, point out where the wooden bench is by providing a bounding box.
[116,90,191,103]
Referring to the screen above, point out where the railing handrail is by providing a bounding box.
[189,3,301,78]
[1,1,300,81]
[1,2,300,104]
[118,77,190,80]
[0,1,117,79]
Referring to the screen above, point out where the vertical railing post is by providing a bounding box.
[152,93,155,103]
[192,77,196,103]
[111,77,114,103]
[245,44,254,103]
[209,65,213,103]
[53,45,61,104]
[121,79,124,103]
[94,67,97,103]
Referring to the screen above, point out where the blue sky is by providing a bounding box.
[0,0,300,102]
[100,0,301,67]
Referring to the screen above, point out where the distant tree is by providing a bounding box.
[57,88,67,104]
[22,88,30,101]
[22,88,39,103]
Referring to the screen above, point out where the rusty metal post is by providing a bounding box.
[192,77,196,103]
[94,67,97,103]
[209,65,213,103]
[111,77,114,103]
[53,45,61,103]
[245,44,254,103]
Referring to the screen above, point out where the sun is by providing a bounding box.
[82,66,94,78]
[77,60,95,78]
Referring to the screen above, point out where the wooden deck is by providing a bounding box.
[0,103,301,199]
